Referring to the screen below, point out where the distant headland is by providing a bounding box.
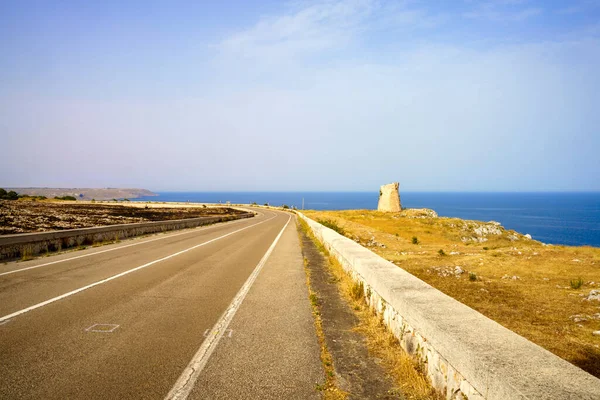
[4,188,157,201]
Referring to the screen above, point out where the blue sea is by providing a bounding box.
[135,192,600,247]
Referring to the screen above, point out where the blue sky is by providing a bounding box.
[1,0,599,191]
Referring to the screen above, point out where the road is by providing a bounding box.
[0,209,323,399]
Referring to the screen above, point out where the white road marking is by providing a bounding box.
[0,319,10,326]
[203,329,233,338]
[165,214,292,400]
[85,323,120,333]
[0,211,265,277]
[0,214,277,323]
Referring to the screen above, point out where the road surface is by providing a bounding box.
[0,209,323,399]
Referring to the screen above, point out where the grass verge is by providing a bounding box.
[298,218,439,400]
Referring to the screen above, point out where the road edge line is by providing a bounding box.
[164,214,292,400]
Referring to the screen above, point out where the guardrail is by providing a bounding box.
[0,212,254,261]
[297,212,600,400]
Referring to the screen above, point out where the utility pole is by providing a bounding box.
[302,198,304,210]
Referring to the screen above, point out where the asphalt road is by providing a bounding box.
[0,209,323,399]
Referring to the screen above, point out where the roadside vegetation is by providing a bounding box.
[298,218,440,399]
[304,209,600,378]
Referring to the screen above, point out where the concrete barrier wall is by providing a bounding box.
[0,213,254,261]
[297,212,600,400]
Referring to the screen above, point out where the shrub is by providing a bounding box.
[282,204,289,209]
[5,190,19,200]
[412,236,419,245]
[54,195,77,201]
[438,249,446,256]
[483,246,489,250]
[350,281,364,300]
[317,219,345,236]
[469,272,477,281]
[0,188,6,198]
[570,277,584,290]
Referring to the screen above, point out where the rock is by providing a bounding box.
[572,259,581,262]
[473,224,502,236]
[377,182,401,212]
[524,234,532,239]
[586,290,600,301]
[404,208,438,218]
[570,314,589,323]
[454,266,464,275]
[593,331,600,337]
[507,234,519,241]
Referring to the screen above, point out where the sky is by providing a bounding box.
[1,0,599,192]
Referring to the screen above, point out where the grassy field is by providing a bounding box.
[303,209,600,378]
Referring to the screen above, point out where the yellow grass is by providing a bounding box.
[303,209,600,377]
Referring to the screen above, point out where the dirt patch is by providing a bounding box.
[299,224,402,399]
[0,200,245,234]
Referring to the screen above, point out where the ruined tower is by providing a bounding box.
[377,182,401,212]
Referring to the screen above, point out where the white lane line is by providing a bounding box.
[0,214,277,323]
[0,211,267,277]
[165,214,292,400]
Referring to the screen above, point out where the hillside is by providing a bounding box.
[5,188,156,201]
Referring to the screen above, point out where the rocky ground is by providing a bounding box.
[0,200,244,234]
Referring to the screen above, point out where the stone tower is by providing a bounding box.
[377,182,401,212]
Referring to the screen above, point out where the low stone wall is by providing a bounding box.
[0,213,254,261]
[297,212,600,400]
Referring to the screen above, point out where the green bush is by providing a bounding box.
[412,236,419,245]
[282,204,289,209]
[469,272,477,281]
[570,277,584,289]
[54,195,77,201]
[317,219,346,236]
[438,249,446,256]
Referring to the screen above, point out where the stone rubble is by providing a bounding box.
[585,290,600,301]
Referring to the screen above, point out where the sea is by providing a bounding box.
[135,192,600,247]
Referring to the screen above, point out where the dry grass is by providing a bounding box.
[298,218,439,400]
[298,226,347,399]
[304,209,600,377]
